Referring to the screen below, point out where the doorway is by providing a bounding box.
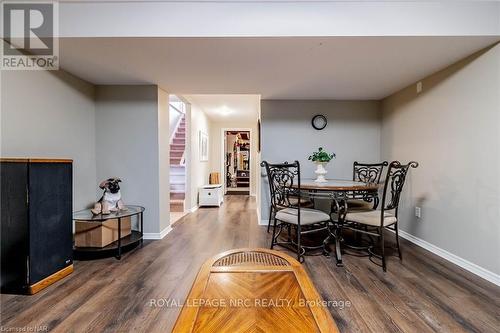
[223,130,251,195]
[169,95,188,224]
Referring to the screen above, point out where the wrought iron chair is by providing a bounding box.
[261,161,331,263]
[348,161,389,210]
[341,161,418,271]
[262,164,313,233]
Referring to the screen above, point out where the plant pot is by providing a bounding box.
[314,162,328,182]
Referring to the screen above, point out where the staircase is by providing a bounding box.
[170,115,186,212]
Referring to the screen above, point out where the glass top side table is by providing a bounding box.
[73,205,144,260]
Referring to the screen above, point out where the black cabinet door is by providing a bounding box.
[1,162,29,291]
[28,162,73,284]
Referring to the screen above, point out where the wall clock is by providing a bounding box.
[311,115,327,130]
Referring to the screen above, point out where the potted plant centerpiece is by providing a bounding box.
[308,147,336,182]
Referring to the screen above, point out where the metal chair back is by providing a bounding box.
[261,161,301,213]
[353,161,389,184]
[380,161,419,218]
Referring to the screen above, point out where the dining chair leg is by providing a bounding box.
[380,228,386,272]
[270,216,278,249]
[395,223,403,261]
[297,224,303,263]
[331,222,344,266]
[267,206,274,233]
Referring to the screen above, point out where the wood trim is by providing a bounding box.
[0,158,29,163]
[172,248,339,333]
[292,264,338,333]
[28,265,73,295]
[28,159,73,163]
[0,158,73,163]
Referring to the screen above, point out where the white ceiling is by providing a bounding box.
[60,36,499,100]
[185,94,260,123]
[58,2,500,38]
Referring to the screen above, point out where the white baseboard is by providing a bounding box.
[257,219,499,285]
[143,225,172,240]
[188,205,199,213]
[259,218,269,226]
[397,229,500,287]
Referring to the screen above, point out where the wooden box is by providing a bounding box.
[75,217,131,248]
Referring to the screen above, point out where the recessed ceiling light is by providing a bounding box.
[219,105,232,116]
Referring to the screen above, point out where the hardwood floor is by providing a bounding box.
[2,195,499,332]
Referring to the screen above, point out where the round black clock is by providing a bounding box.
[311,115,327,130]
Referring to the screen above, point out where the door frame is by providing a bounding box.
[220,128,253,195]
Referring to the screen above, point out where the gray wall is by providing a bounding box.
[381,44,500,275]
[260,100,381,221]
[95,85,168,234]
[1,76,170,235]
[1,70,96,210]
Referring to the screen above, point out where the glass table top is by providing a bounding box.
[73,205,145,221]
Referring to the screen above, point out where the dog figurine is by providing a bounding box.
[91,177,127,215]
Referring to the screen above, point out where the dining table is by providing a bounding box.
[293,178,380,266]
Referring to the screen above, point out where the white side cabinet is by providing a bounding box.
[199,184,224,207]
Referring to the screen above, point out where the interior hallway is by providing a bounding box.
[1,196,498,332]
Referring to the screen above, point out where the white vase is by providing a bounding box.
[314,162,328,182]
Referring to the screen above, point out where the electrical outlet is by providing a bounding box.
[415,206,422,219]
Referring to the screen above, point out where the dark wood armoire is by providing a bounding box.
[1,158,73,294]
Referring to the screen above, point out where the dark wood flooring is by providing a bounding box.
[1,195,499,332]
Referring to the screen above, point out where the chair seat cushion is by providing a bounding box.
[345,210,397,227]
[276,207,330,225]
